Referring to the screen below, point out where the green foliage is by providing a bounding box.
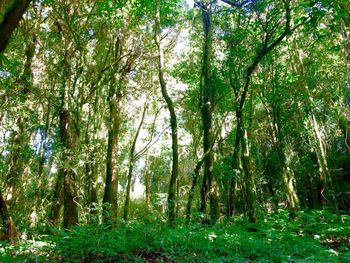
[1,210,349,262]
[0,0,349,261]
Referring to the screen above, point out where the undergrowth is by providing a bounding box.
[1,210,349,262]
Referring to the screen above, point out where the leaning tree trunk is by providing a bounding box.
[269,99,299,214]
[186,157,205,222]
[308,111,335,207]
[292,48,336,208]
[226,0,292,222]
[5,29,36,203]
[124,104,147,221]
[154,0,179,225]
[0,0,32,53]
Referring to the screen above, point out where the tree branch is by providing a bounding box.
[239,0,291,110]
[220,0,251,8]
[0,0,32,53]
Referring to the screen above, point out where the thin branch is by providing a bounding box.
[134,125,170,161]
[220,0,251,8]
[133,106,164,157]
[239,0,292,110]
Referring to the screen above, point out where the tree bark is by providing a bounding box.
[102,88,122,222]
[102,37,122,222]
[0,0,32,53]
[154,0,179,225]
[265,96,300,213]
[198,2,220,224]
[124,104,147,221]
[5,29,35,200]
[49,169,64,225]
[227,0,292,222]
[85,94,99,217]
[0,189,17,243]
[60,109,79,228]
[292,48,336,209]
[186,157,205,222]
[145,157,151,210]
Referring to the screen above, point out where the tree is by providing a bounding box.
[222,0,295,221]
[0,0,32,52]
[154,0,180,225]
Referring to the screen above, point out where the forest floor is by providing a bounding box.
[0,209,349,262]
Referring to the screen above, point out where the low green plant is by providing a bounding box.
[0,210,349,262]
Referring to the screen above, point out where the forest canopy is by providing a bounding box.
[0,0,349,261]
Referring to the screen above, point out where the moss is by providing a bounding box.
[0,0,17,25]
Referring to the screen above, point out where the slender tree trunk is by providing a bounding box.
[102,88,121,222]
[5,120,25,198]
[85,100,98,217]
[227,0,291,222]
[0,189,17,243]
[293,48,336,208]
[102,37,122,221]
[154,0,179,225]
[228,107,242,216]
[186,158,205,222]
[198,3,220,223]
[0,0,32,53]
[176,176,180,217]
[240,116,257,222]
[49,169,64,225]
[308,112,337,208]
[60,109,79,228]
[124,104,147,221]
[5,29,35,201]
[58,47,79,228]
[144,157,151,210]
[270,100,300,213]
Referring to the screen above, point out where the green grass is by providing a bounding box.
[1,210,349,262]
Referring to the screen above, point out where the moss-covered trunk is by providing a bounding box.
[154,0,179,225]
[0,0,32,52]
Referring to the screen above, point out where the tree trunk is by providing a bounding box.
[5,30,35,202]
[5,120,25,198]
[124,104,147,221]
[0,189,17,243]
[240,117,257,222]
[186,157,204,222]
[228,107,242,216]
[198,2,220,224]
[60,109,79,228]
[154,0,179,225]
[85,95,99,217]
[293,48,336,208]
[227,0,291,222]
[102,88,121,222]
[270,100,299,213]
[145,159,151,210]
[49,169,64,225]
[308,112,337,208]
[0,0,32,53]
